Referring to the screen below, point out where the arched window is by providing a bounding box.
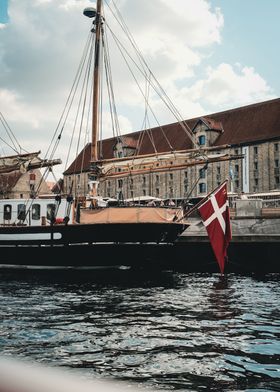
[47,204,56,221]
[32,204,41,220]
[17,204,26,221]
[4,204,12,220]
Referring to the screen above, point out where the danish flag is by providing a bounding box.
[198,180,232,274]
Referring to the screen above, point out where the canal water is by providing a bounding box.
[0,270,279,391]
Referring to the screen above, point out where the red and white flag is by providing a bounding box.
[198,181,232,274]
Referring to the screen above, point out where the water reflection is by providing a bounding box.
[0,271,279,391]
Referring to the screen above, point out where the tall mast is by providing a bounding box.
[92,0,102,163]
[84,1,103,197]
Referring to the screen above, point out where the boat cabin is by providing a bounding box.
[0,198,72,226]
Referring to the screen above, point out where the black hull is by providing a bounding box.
[0,240,278,273]
[0,222,185,245]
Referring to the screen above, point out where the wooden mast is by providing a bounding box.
[92,0,102,163]
[90,0,102,197]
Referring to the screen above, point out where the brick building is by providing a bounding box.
[0,169,52,199]
[63,98,280,199]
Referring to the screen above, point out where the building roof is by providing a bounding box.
[64,98,280,175]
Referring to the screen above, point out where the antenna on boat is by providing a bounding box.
[83,0,102,197]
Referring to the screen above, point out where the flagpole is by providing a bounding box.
[177,179,229,222]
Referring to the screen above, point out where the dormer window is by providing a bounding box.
[198,135,206,146]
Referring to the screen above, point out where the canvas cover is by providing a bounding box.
[79,206,184,224]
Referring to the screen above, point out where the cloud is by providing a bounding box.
[0,0,275,178]
[189,63,275,109]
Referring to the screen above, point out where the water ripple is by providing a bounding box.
[0,271,279,391]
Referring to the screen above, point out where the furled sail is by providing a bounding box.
[0,151,61,174]
[99,146,244,179]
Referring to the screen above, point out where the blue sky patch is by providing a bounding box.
[0,0,9,23]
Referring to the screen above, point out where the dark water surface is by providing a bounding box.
[0,270,279,391]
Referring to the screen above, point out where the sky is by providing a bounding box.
[0,0,279,179]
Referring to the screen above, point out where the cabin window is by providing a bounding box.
[3,204,12,220]
[47,204,56,221]
[199,168,205,179]
[199,183,206,193]
[17,204,26,221]
[198,135,206,146]
[32,204,41,220]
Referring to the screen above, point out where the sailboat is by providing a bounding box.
[0,1,242,269]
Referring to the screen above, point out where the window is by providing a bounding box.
[184,184,188,192]
[143,189,146,196]
[235,164,239,173]
[108,181,111,187]
[254,178,259,186]
[31,204,41,220]
[234,149,239,155]
[275,159,279,168]
[275,143,279,152]
[254,146,258,155]
[235,180,239,188]
[199,183,206,193]
[254,162,258,170]
[47,204,56,221]
[130,191,134,198]
[156,175,159,182]
[118,179,123,188]
[199,168,205,179]
[198,135,206,146]
[118,151,123,158]
[169,173,173,180]
[184,171,188,178]
[156,188,159,197]
[275,176,280,185]
[3,204,12,220]
[143,176,146,185]
[17,204,26,221]
[169,187,174,197]
[217,166,221,174]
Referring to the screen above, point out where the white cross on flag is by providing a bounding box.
[198,180,232,274]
